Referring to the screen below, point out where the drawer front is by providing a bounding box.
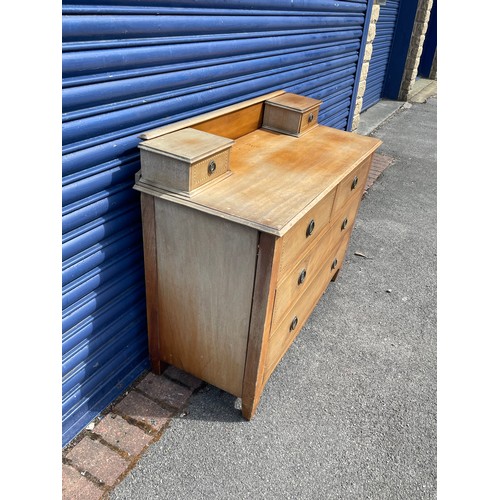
[265,232,352,381]
[328,228,352,277]
[298,106,320,135]
[329,190,364,251]
[265,248,340,380]
[331,156,371,215]
[279,189,336,276]
[273,220,343,328]
[190,149,231,191]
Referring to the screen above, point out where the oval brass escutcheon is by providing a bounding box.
[207,160,217,175]
[308,113,315,123]
[351,176,358,190]
[298,268,307,285]
[306,219,315,237]
[341,217,348,230]
[331,258,338,270]
[290,316,298,331]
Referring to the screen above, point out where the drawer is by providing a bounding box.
[189,149,231,190]
[278,189,336,276]
[265,232,352,381]
[265,252,337,380]
[296,106,319,135]
[273,221,342,328]
[328,228,352,278]
[329,191,364,251]
[331,156,371,215]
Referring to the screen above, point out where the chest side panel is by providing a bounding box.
[154,198,259,397]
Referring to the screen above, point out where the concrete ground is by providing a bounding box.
[356,78,436,136]
[355,99,403,136]
[408,78,437,103]
[110,97,437,500]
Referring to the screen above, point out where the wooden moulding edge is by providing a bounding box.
[133,176,283,237]
[241,232,282,420]
[140,193,162,374]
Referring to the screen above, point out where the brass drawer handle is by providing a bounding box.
[306,219,315,237]
[351,176,358,190]
[341,217,348,230]
[331,258,338,271]
[290,316,298,332]
[208,160,217,175]
[298,268,307,285]
[308,113,315,123]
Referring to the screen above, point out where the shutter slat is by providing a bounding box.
[362,0,400,110]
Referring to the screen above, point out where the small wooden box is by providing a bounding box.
[138,128,234,196]
[262,93,322,137]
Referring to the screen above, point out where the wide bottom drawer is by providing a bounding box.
[264,231,352,382]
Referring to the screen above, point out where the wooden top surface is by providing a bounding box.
[266,93,322,112]
[135,125,381,236]
[138,127,234,162]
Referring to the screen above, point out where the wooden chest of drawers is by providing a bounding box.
[134,92,381,419]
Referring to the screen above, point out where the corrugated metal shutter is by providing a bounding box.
[362,0,401,110]
[62,0,370,446]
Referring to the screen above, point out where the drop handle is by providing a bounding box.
[341,217,348,230]
[298,269,307,285]
[351,176,358,190]
[331,258,338,271]
[308,113,315,123]
[207,160,216,175]
[290,316,298,332]
[306,219,315,237]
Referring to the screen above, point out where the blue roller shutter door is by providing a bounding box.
[418,0,436,78]
[62,0,371,446]
[362,0,401,110]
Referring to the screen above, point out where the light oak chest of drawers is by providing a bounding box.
[134,92,381,419]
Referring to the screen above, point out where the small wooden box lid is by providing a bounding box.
[265,93,322,112]
[138,128,234,163]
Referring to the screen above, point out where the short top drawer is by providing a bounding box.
[297,106,320,135]
[331,156,371,215]
[278,189,336,276]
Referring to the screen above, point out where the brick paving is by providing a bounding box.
[62,464,104,500]
[61,154,393,499]
[164,365,205,390]
[66,436,129,486]
[113,389,174,432]
[364,152,395,194]
[93,414,154,457]
[136,372,193,410]
[62,367,203,499]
